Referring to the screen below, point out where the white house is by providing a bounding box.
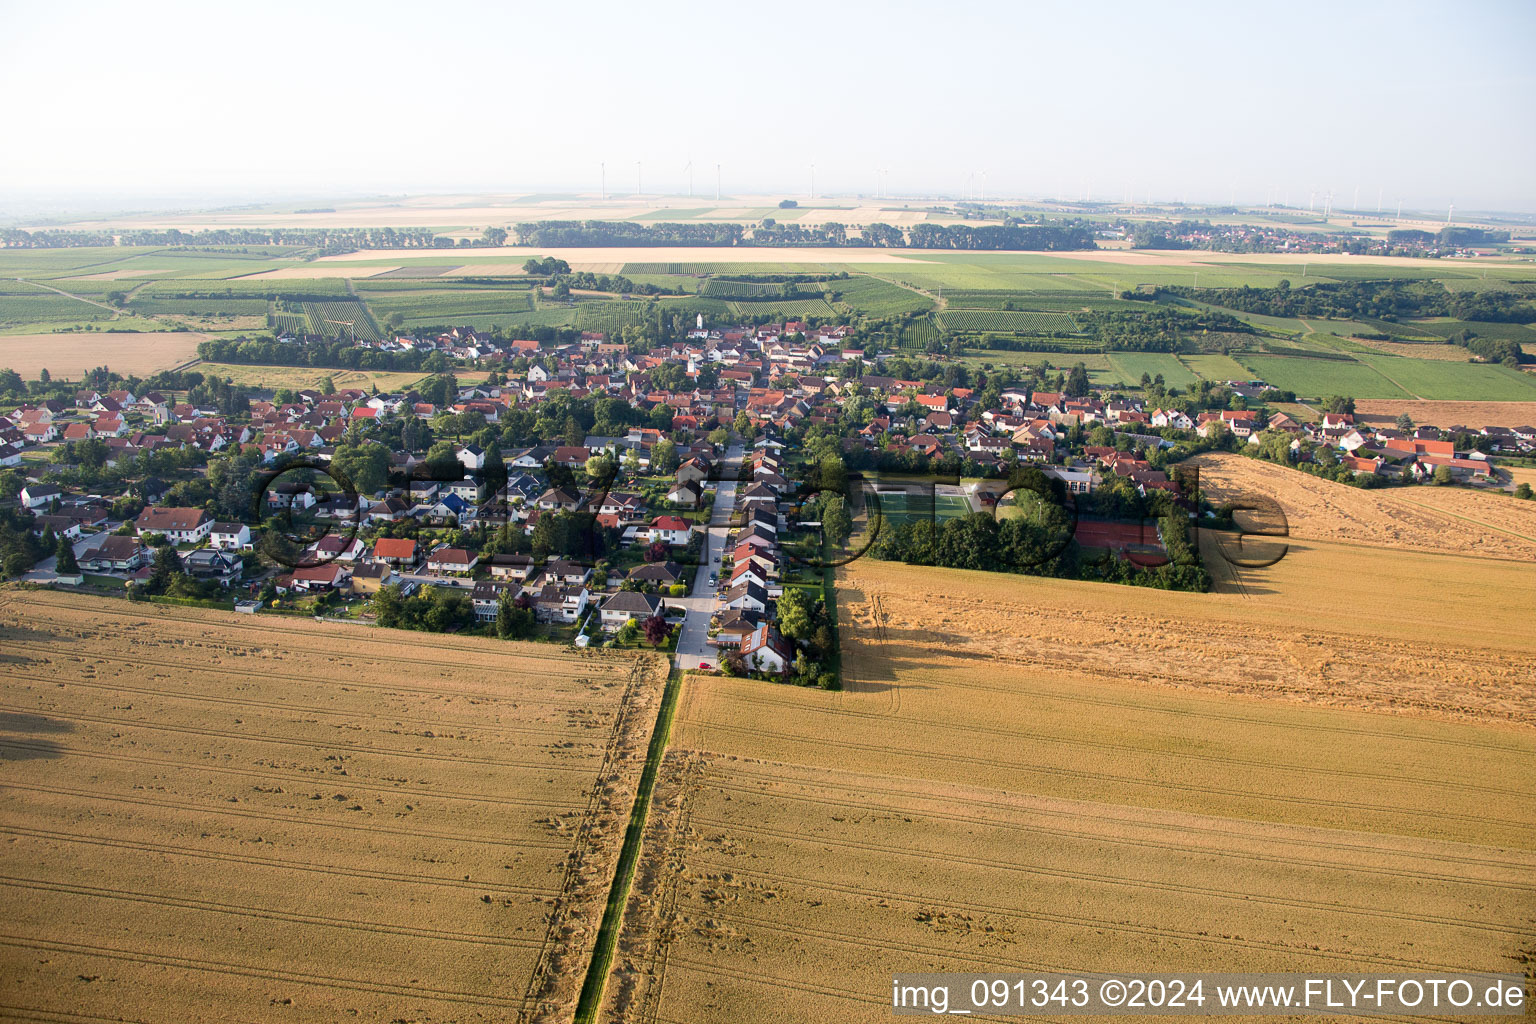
[739,623,794,673]
[209,521,253,551]
[639,516,692,546]
[20,484,62,509]
[134,507,213,543]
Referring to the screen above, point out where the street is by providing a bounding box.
[670,443,743,670]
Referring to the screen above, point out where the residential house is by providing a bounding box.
[544,558,593,585]
[600,590,664,631]
[78,535,147,573]
[349,562,395,595]
[426,546,478,575]
[722,580,770,614]
[739,623,794,673]
[181,548,243,586]
[134,507,213,543]
[209,522,253,551]
[371,537,419,567]
[640,515,692,546]
[20,483,62,509]
[485,553,537,580]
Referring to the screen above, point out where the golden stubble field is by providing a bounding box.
[0,331,207,377]
[1189,451,1536,560]
[598,525,1536,1021]
[0,589,668,1023]
[1352,399,1536,429]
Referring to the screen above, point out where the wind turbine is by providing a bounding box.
[810,163,815,200]
[600,162,606,200]
[1446,202,1455,226]
[635,161,642,196]
[981,170,987,203]
[684,161,693,198]
[716,163,721,201]
[1377,186,1383,214]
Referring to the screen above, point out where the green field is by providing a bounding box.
[728,297,837,318]
[830,276,935,316]
[364,289,534,320]
[1179,353,1254,381]
[1234,353,1411,399]
[898,316,939,351]
[1105,352,1198,388]
[937,309,1079,334]
[1353,354,1536,401]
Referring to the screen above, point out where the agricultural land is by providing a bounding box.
[0,589,669,1024]
[597,549,1536,1023]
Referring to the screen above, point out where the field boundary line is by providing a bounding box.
[0,934,526,1009]
[572,665,684,1024]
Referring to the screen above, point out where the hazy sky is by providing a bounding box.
[2,0,1533,212]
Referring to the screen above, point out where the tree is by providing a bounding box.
[733,411,753,437]
[1323,394,1356,415]
[320,376,336,395]
[652,439,678,474]
[497,588,533,638]
[585,454,615,483]
[1515,482,1533,500]
[330,442,389,496]
[1064,363,1091,398]
[642,614,671,647]
[819,493,853,548]
[622,448,642,478]
[1432,464,1455,486]
[776,587,813,642]
[482,226,508,246]
[645,540,669,562]
[385,311,405,330]
[54,534,78,575]
[148,544,182,593]
[1395,413,1414,432]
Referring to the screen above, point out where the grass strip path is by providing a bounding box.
[573,666,684,1024]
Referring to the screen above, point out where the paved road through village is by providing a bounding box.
[670,443,743,670]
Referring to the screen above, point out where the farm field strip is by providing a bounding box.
[0,330,206,376]
[0,590,669,1024]
[1188,452,1536,561]
[594,543,1536,1023]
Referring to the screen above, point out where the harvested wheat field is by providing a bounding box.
[0,331,206,377]
[598,558,1536,1023]
[1352,399,1536,429]
[1188,451,1536,559]
[0,589,668,1024]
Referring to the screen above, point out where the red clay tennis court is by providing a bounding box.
[1073,519,1169,565]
